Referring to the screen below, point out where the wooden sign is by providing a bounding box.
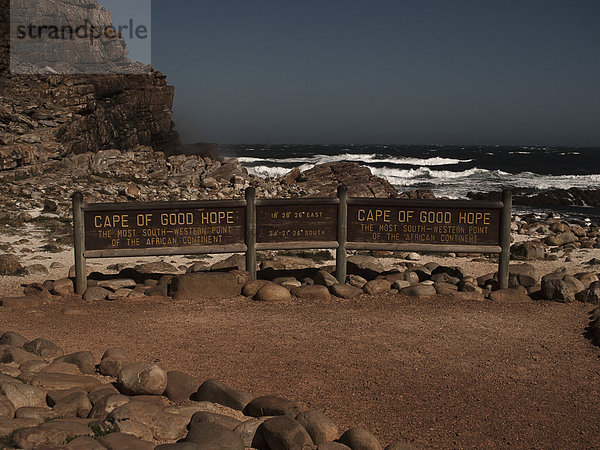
[83,206,245,251]
[347,204,501,246]
[256,204,337,243]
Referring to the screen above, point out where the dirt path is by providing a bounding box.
[2,294,599,448]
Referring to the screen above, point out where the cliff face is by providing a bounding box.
[0,0,179,170]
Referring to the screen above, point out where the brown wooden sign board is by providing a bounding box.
[83,207,245,251]
[256,204,337,243]
[347,205,501,246]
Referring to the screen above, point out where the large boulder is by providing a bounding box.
[339,427,383,450]
[254,283,292,302]
[0,254,22,275]
[23,338,64,359]
[541,274,585,302]
[545,231,578,246]
[510,242,546,260]
[363,279,391,295]
[243,396,300,418]
[347,255,384,280]
[195,379,253,411]
[169,272,242,299]
[330,283,362,299]
[117,362,167,396]
[164,371,200,402]
[53,352,95,374]
[259,416,314,450]
[291,285,331,301]
[184,421,245,449]
[295,410,339,445]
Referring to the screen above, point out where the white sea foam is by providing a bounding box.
[238,154,471,167]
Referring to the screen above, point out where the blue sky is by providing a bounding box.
[144,0,599,145]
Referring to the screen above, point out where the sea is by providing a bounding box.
[219,144,600,223]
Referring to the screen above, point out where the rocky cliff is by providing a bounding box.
[0,0,179,170]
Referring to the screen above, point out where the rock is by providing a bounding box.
[23,338,64,358]
[0,344,42,364]
[330,283,362,299]
[19,360,48,373]
[136,261,179,274]
[283,167,301,185]
[30,373,101,391]
[243,395,300,418]
[434,282,458,295]
[88,393,130,420]
[97,279,137,291]
[242,280,269,297]
[0,396,15,418]
[47,387,88,407]
[53,352,95,374]
[41,361,83,375]
[98,432,155,449]
[406,252,421,261]
[347,255,383,280]
[339,427,383,450]
[99,351,129,378]
[363,279,391,295]
[117,362,167,396]
[295,410,339,445]
[14,406,57,423]
[273,277,302,288]
[52,390,92,418]
[431,265,464,280]
[399,284,436,297]
[403,271,420,284]
[259,416,314,450]
[233,417,271,448]
[169,272,242,299]
[12,419,94,448]
[254,282,292,302]
[291,285,331,301]
[510,242,546,260]
[0,331,28,347]
[489,288,532,303]
[164,370,200,402]
[0,364,20,377]
[459,281,482,293]
[211,254,246,271]
[261,256,315,271]
[347,274,368,288]
[51,278,75,296]
[67,435,108,449]
[0,383,46,409]
[542,274,585,302]
[83,286,110,301]
[190,411,242,430]
[575,272,599,289]
[107,400,189,441]
[0,254,22,275]
[184,421,245,449]
[318,443,352,450]
[163,402,217,420]
[391,280,411,291]
[545,231,578,246]
[195,379,253,411]
[24,264,49,275]
[576,281,600,303]
[314,270,339,287]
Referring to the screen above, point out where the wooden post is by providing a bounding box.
[245,187,257,280]
[71,191,87,295]
[498,189,513,289]
[336,185,348,283]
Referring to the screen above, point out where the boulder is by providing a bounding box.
[314,270,339,287]
[211,254,246,271]
[30,373,101,391]
[330,283,362,299]
[347,255,384,280]
[510,242,546,260]
[136,261,179,274]
[363,279,391,295]
[51,278,75,296]
[184,421,245,449]
[0,383,46,410]
[52,390,92,418]
[339,427,383,450]
[1,345,42,364]
[242,280,269,297]
[261,256,315,271]
[195,379,253,411]
[542,274,585,302]
[291,285,331,301]
[169,272,242,300]
[99,348,130,378]
[254,283,292,302]
[243,395,301,418]
[83,286,110,301]
[399,284,436,297]
[164,370,200,402]
[98,432,155,449]
[0,396,15,419]
[545,231,578,246]
[53,352,95,374]
[295,410,339,445]
[189,411,242,430]
[12,419,94,448]
[117,362,167,396]
[234,417,271,448]
[259,416,314,450]
[0,254,22,275]
[347,274,368,288]
[0,331,28,347]
[23,338,64,359]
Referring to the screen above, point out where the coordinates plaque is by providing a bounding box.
[84,207,245,251]
[256,204,337,243]
[347,205,501,246]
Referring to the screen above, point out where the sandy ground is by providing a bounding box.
[0,294,599,448]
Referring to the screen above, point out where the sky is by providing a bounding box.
[144,0,599,146]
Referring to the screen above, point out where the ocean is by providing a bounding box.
[219,144,600,222]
